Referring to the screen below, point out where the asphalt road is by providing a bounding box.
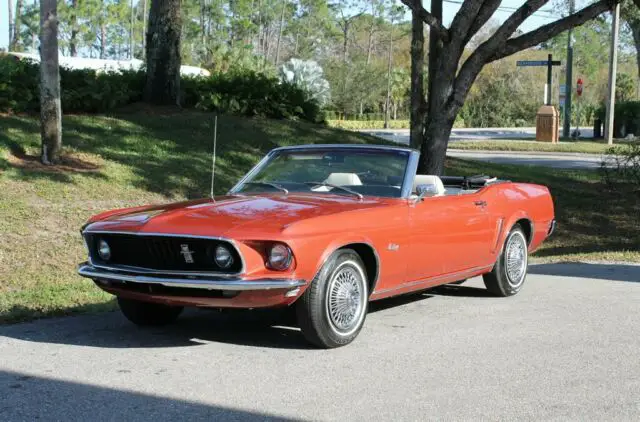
[364,128,604,169]
[363,127,595,142]
[447,150,605,169]
[1,262,639,421]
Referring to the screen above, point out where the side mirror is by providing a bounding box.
[415,184,438,201]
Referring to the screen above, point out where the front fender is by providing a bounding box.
[288,232,379,288]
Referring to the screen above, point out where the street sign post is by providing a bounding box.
[516,54,562,105]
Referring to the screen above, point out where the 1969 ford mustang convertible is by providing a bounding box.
[79,144,555,348]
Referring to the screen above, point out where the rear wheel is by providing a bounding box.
[117,297,183,326]
[296,249,368,348]
[483,225,528,297]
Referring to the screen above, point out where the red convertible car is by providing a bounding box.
[78,144,555,348]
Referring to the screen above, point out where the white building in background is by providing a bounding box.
[7,52,210,77]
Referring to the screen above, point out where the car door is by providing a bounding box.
[408,190,496,281]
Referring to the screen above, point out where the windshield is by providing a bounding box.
[234,148,410,198]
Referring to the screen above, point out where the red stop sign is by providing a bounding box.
[577,78,583,96]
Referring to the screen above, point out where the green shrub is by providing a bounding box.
[327,114,465,130]
[0,55,144,113]
[601,143,640,195]
[182,70,322,122]
[0,56,322,123]
[327,120,410,130]
[595,101,640,138]
[0,55,40,112]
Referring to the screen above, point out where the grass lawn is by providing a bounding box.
[1,109,638,323]
[451,139,634,154]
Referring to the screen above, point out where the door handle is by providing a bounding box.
[474,200,487,207]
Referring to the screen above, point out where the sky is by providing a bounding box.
[0,0,576,53]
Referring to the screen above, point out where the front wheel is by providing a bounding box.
[483,225,529,297]
[117,297,183,326]
[296,249,369,348]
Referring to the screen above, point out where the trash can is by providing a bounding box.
[593,119,602,138]
[536,105,559,143]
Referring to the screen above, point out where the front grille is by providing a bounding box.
[85,233,242,273]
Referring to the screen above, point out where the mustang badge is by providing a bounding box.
[180,244,195,263]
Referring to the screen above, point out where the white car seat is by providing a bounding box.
[323,173,362,186]
[412,175,446,197]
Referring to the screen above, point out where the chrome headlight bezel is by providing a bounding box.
[214,245,234,269]
[97,239,111,261]
[267,244,292,271]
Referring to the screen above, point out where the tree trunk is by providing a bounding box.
[409,2,425,149]
[426,0,442,121]
[144,0,182,106]
[274,0,286,66]
[143,0,148,54]
[8,0,14,50]
[384,25,393,129]
[419,114,455,176]
[69,0,78,56]
[39,0,62,165]
[100,23,106,58]
[342,23,349,64]
[629,19,640,98]
[12,0,23,50]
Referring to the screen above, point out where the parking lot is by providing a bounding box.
[1,263,638,421]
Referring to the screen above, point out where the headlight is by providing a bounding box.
[97,239,111,261]
[214,245,234,268]
[268,244,292,271]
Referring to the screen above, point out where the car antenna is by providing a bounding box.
[210,115,218,201]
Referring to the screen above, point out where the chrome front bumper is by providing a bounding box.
[78,263,306,291]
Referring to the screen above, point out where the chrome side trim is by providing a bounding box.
[82,230,246,276]
[78,264,305,291]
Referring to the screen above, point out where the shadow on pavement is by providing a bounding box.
[427,284,495,298]
[0,369,293,420]
[0,309,311,350]
[0,285,491,350]
[529,262,640,283]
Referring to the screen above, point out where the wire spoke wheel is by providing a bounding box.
[504,231,527,287]
[326,262,366,335]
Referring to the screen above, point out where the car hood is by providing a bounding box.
[85,194,395,238]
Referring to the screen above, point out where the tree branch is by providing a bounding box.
[491,0,618,61]
[462,0,502,45]
[452,0,549,108]
[449,0,489,43]
[400,0,449,41]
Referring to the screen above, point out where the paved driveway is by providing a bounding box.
[1,263,638,420]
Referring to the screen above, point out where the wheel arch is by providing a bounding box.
[310,239,381,295]
[338,242,380,295]
[513,217,534,246]
[503,210,534,248]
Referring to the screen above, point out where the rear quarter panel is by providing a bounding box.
[491,182,555,255]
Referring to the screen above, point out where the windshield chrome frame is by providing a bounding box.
[228,146,419,199]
